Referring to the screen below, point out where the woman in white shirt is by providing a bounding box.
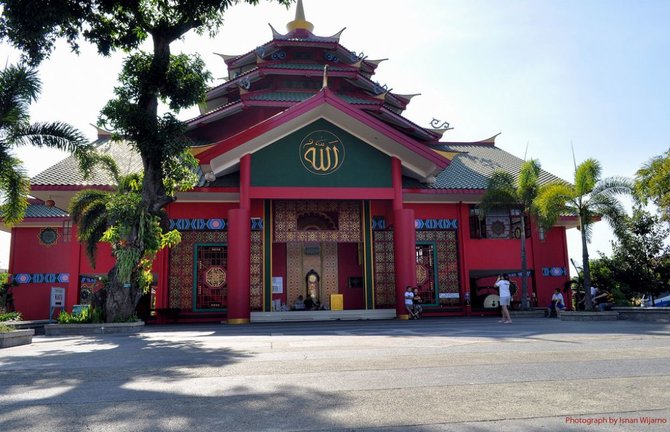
[547,288,565,318]
[495,274,513,323]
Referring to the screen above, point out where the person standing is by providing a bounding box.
[404,286,415,318]
[495,274,513,323]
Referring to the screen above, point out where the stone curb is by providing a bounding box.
[0,328,35,348]
[44,321,145,336]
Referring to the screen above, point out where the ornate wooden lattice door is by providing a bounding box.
[415,243,437,306]
[195,244,227,310]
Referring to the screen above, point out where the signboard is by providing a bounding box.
[72,304,89,317]
[272,277,283,294]
[49,287,66,321]
[439,293,460,299]
[50,287,65,307]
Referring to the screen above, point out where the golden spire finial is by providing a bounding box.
[287,0,314,32]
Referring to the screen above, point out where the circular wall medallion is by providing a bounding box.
[416,264,429,285]
[299,130,345,175]
[205,266,227,288]
[38,227,60,246]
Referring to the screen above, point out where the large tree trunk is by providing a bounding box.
[580,217,593,310]
[520,212,529,310]
[105,267,144,323]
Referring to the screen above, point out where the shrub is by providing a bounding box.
[0,311,22,321]
[0,323,14,333]
[57,307,103,324]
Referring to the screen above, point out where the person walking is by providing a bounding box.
[495,274,513,323]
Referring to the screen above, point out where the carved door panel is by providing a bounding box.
[195,245,227,310]
[415,243,437,306]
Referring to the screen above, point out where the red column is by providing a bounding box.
[391,157,403,211]
[227,208,250,324]
[227,154,252,324]
[67,225,81,313]
[394,208,416,319]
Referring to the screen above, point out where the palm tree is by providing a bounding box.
[536,159,632,310]
[0,64,90,224]
[479,159,546,310]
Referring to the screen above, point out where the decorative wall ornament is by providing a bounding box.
[324,51,340,62]
[38,227,60,247]
[271,50,287,60]
[299,129,345,175]
[169,231,228,309]
[415,219,458,230]
[416,264,429,285]
[274,201,361,243]
[169,218,227,231]
[13,273,70,284]
[371,216,386,230]
[542,267,567,277]
[240,77,251,90]
[205,266,227,288]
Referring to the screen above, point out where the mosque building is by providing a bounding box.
[2,1,575,323]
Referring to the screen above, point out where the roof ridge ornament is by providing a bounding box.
[269,23,282,39]
[214,53,240,62]
[328,28,347,41]
[287,0,314,32]
[430,118,453,130]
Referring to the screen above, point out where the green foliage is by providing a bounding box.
[609,207,670,299]
[536,158,632,310]
[635,148,670,221]
[1,0,291,321]
[57,307,103,324]
[0,311,21,321]
[0,323,14,333]
[479,159,554,309]
[0,63,91,225]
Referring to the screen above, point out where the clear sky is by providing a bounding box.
[1,0,669,273]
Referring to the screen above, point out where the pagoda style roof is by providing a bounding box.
[193,0,433,145]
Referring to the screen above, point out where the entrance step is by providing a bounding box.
[251,309,396,323]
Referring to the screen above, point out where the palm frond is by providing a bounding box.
[8,122,90,154]
[574,158,601,196]
[69,189,109,224]
[536,182,574,229]
[590,176,633,197]
[0,158,30,225]
[518,159,541,205]
[0,65,40,129]
[78,153,120,183]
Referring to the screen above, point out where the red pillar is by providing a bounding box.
[67,225,81,313]
[391,157,403,211]
[227,154,251,324]
[394,208,416,319]
[227,208,251,324]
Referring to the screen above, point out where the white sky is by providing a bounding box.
[1,0,669,274]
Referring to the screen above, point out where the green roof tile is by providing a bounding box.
[404,144,567,190]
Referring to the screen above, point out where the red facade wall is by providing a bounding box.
[9,227,72,320]
[337,243,365,310]
[271,242,287,308]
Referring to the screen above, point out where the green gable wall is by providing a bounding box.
[251,119,392,187]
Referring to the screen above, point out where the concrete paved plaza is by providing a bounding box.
[1,317,669,431]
